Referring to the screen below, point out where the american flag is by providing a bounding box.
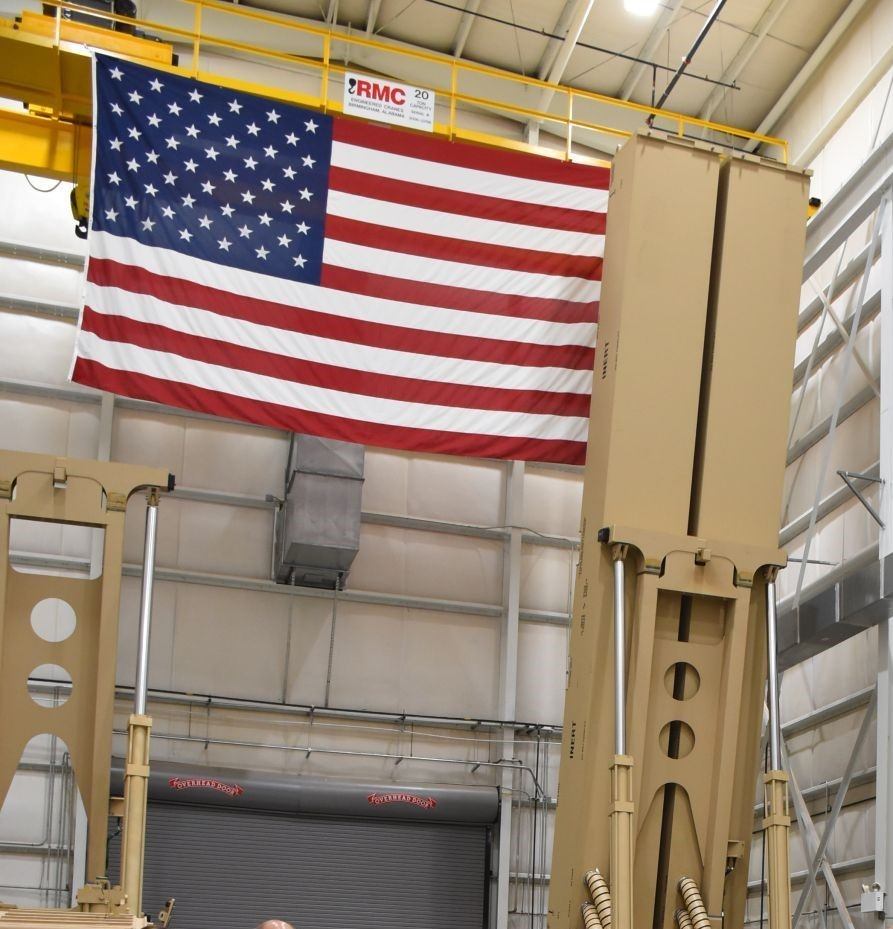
[72,54,608,464]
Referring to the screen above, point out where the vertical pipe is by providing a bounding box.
[613,556,626,756]
[134,492,159,717]
[765,578,781,770]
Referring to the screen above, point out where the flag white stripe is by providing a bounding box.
[322,239,602,302]
[326,189,604,256]
[92,233,599,344]
[76,330,591,442]
[86,283,595,394]
[331,141,609,213]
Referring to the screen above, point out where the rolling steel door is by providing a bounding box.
[110,800,488,929]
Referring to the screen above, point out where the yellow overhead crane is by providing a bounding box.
[0,7,172,226]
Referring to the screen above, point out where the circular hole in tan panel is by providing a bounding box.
[663,662,700,701]
[28,664,72,707]
[30,598,77,643]
[659,721,695,759]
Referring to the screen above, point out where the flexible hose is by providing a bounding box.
[678,877,711,929]
[584,869,612,929]
[674,907,694,929]
[582,903,603,929]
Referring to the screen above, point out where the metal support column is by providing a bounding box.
[877,189,893,923]
[495,460,524,929]
[119,490,159,917]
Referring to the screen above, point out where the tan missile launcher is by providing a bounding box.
[548,131,810,929]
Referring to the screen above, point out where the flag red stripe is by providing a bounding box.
[324,216,603,279]
[81,308,592,416]
[333,117,611,191]
[72,357,587,464]
[329,166,607,234]
[320,264,599,325]
[87,258,597,371]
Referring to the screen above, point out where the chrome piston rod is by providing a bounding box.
[766,577,781,770]
[613,553,626,756]
[134,491,159,716]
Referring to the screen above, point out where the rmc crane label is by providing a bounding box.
[343,72,435,132]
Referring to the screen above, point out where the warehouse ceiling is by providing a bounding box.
[229,0,856,137]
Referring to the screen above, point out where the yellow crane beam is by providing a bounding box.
[0,12,172,186]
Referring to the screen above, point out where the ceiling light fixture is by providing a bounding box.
[624,0,660,15]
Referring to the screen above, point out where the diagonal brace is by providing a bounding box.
[837,469,885,528]
[791,686,877,927]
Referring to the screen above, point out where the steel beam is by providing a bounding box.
[776,542,882,669]
[791,687,877,927]
[697,0,792,123]
[616,0,686,101]
[365,0,381,34]
[791,289,880,391]
[786,759,854,929]
[780,460,879,545]
[802,128,893,280]
[786,385,876,466]
[496,460,524,929]
[450,0,481,57]
[875,187,893,922]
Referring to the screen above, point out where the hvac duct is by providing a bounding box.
[275,434,364,590]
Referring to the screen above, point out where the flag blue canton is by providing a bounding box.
[92,54,333,284]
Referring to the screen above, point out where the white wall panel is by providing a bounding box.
[180,419,287,496]
[283,596,334,705]
[0,257,83,306]
[327,600,499,717]
[362,448,505,526]
[174,500,272,577]
[515,623,568,725]
[0,314,78,386]
[169,583,292,701]
[0,396,99,458]
[520,544,574,615]
[350,523,503,604]
[112,407,187,474]
[0,174,84,255]
[522,469,583,538]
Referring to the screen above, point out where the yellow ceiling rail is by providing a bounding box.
[0,0,789,190]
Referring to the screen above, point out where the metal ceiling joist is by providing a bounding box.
[450,0,481,58]
[616,0,686,101]
[525,0,595,144]
[533,0,579,81]
[365,0,381,35]
[698,0,793,122]
[747,0,874,151]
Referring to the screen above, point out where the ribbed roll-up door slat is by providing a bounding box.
[110,803,486,929]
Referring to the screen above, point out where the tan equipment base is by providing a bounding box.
[0,908,148,929]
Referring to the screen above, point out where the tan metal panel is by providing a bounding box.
[691,158,810,546]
